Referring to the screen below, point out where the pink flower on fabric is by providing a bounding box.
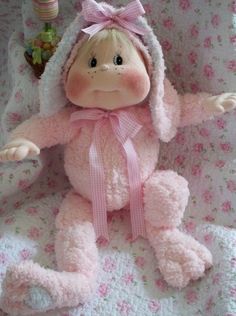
[19,248,32,260]
[135,256,146,269]
[211,14,221,28]
[173,63,183,76]
[220,142,233,153]
[185,289,198,304]
[203,215,215,222]
[191,164,202,176]
[184,221,196,233]
[215,118,226,129]
[103,257,116,272]
[227,180,236,193]
[148,300,161,312]
[26,207,38,215]
[175,155,185,166]
[227,60,236,72]
[190,25,199,38]
[27,227,42,240]
[122,273,134,285]
[0,253,7,265]
[203,64,215,79]
[179,0,191,10]
[203,36,213,48]
[230,288,236,299]
[14,90,24,103]
[44,243,54,254]
[193,143,204,153]
[161,40,172,52]
[8,112,22,123]
[117,300,132,315]
[203,190,213,204]
[5,217,15,225]
[18,179,30,191]
[221,201,232,213]
[175,132,185,145]
[199,128,210,137]
[188,51,198,64]
[204,233,213,244]
[230,1,236,13]
[98,283,109,297]
[190,82,201,93]
[155,278,168,292]
[230,35,236,44]
[215,160,225,168]
[163,17,174,30]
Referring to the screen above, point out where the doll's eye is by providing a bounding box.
[113,54,123,65]
[89,57,97,68]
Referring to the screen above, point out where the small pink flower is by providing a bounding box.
[103,257,116,272]
[8,112,22,123]
[155,278,168,292]
[52,207,59,216]
[5,217,15,225]
[199,128,210,137]
[26,207,38,215]
[204,36,212,48]
[191,164,202,176]
[227,60,236,72]
[230,35,236,44]
[204,233,213,244]
[190,82,200,93]
[27,227,42,240]
[175,132,185,145]
[14,90,24,103]
[231,257,236,267]
[184,221,196,233]
[97,236,109,247]
[203,215,215,222]
[193,143,204,153]
[175,155,185,166]
[220,142,233,153]
[203,64,215,79]
[148,300,161,312]
[163,17,174,30]
[117,300,132,315]
[215,118,226,129]
[161,40,172,52]
[98,283,108,297]
[211,14,221,28]
[179,0,191,10]
[18,179,30,191]
[185,289,198,304]
[230,1,236,13]
[230,288,236,299]
[203,190,213,204]
[135,256,146,269]
[0,253,7,265]
[122,273,134,285]
[188,51,198,64]
[215,160,225,168]
[221,201,232,213]
[190,25,199,38]
[44,243,54,254]
[19,248,32,260]
[173,63,183,76]
[227,180,236,193]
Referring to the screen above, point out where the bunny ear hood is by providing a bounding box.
[39,0,180,142]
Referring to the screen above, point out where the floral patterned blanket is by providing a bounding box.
[0,1,236,315]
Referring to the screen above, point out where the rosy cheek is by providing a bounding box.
[122,70,149,97]
[65,72,90,101]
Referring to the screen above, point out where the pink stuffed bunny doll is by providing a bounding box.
[0,0,236,315]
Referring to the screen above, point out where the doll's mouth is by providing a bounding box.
[94,89,119,93]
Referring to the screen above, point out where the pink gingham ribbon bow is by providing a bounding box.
[70,108,146,241]
[81,0,146,38]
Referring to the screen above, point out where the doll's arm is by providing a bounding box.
[7,107,78,149]
[179,90,236,127]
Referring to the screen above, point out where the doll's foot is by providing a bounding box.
[1,261,55,315]
[152,228,213,288]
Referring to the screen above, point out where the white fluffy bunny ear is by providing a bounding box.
[39,0,180,142]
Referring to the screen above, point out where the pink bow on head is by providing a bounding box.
[81,0,146,38]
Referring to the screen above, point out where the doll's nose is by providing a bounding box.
[100,64,109,71]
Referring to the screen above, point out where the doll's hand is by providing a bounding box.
[0,138,40,162]
[204,93,236,116]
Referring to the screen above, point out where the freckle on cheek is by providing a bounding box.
[122,71,148,97]
[66,72,90,100]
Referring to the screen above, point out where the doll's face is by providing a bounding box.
[65,32,150,110]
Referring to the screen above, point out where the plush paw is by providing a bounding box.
[204,93,236,115]
[0,261,55,316]
[155,229,212,288]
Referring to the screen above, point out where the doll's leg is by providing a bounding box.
[144,170,212,288]
[1,190,98,315]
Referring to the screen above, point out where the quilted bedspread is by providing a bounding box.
[0,1,236,315]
